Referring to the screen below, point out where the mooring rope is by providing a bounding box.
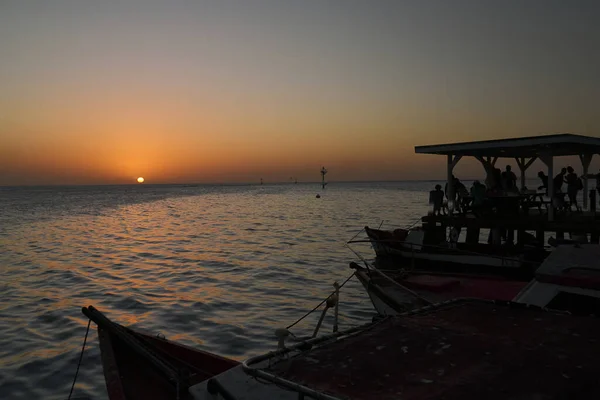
[286,272,355,330]
[67,319,91,400]
[347,226,366,244]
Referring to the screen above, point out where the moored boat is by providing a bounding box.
[81,306,239,400]
[353,243,600,316]
[356,134,600,275]
[84,299,600,399]
[363,225,547,275]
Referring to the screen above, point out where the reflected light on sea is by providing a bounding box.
[0,182,437,399]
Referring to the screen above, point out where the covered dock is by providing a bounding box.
[415,134,600,244]
[415,134,600,221]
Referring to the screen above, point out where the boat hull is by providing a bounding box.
[84,306,239,400]
[352,263,527,316]
[365,226,547,278]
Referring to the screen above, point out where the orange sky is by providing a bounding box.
[1,1,598,185]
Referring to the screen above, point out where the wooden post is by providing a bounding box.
[579,154,593,210]
[517,158,526,191]
[540,154,554,221]
[515,157,537,191]
[536,229,544,246]
[447,155,454,213]
[517,229,524,244]
[507,229,515,244]
[466,227,480,244]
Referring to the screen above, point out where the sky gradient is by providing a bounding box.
[1,1,599,185]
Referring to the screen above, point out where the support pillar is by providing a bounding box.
[515,157,537,191]
[579,154,593,210]
[476,156,497,189]
[446,154,462,213]
[540,153,554,221]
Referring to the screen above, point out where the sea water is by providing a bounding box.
[0,181,434,399]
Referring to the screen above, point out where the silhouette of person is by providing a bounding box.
[553,168,567,193]
[537,171,548,194]
[470,180,487,216]
[501,165,517,191]
[565,166,580,212]
[429,184,445,215]
[445,176,467,212]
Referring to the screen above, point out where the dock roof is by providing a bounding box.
[415,133,600,158]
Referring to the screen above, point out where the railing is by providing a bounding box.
[242,321,383,400]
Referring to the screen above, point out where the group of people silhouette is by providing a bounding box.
[537,166,584,212]
[429,164,593,216]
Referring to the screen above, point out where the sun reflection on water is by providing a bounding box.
[0,182,434,400]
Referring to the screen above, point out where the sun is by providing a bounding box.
[137,177,145,183]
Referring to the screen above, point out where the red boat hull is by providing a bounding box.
[95,322,239,400]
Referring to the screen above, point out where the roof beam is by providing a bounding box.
[414,134,600,158]
[515,157,537,190]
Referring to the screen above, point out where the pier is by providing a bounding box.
[416,134,600,244]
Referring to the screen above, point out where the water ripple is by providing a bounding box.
[0,182,436,400]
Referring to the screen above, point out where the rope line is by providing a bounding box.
[286,272,355,330]
[67,319,91,400]
[347,226,365,244]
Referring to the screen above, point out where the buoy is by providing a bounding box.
[316,194,321,198]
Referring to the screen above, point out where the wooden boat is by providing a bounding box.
[86,300,600,399]
[81,306,239,400]
[363,225,548,276]
[350,261,527,315]
[352,243,600,316]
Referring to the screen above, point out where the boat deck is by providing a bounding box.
[268,300,600,400]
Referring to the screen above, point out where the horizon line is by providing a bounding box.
[0,177,538,188]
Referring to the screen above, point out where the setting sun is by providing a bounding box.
[137,177,144,183]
